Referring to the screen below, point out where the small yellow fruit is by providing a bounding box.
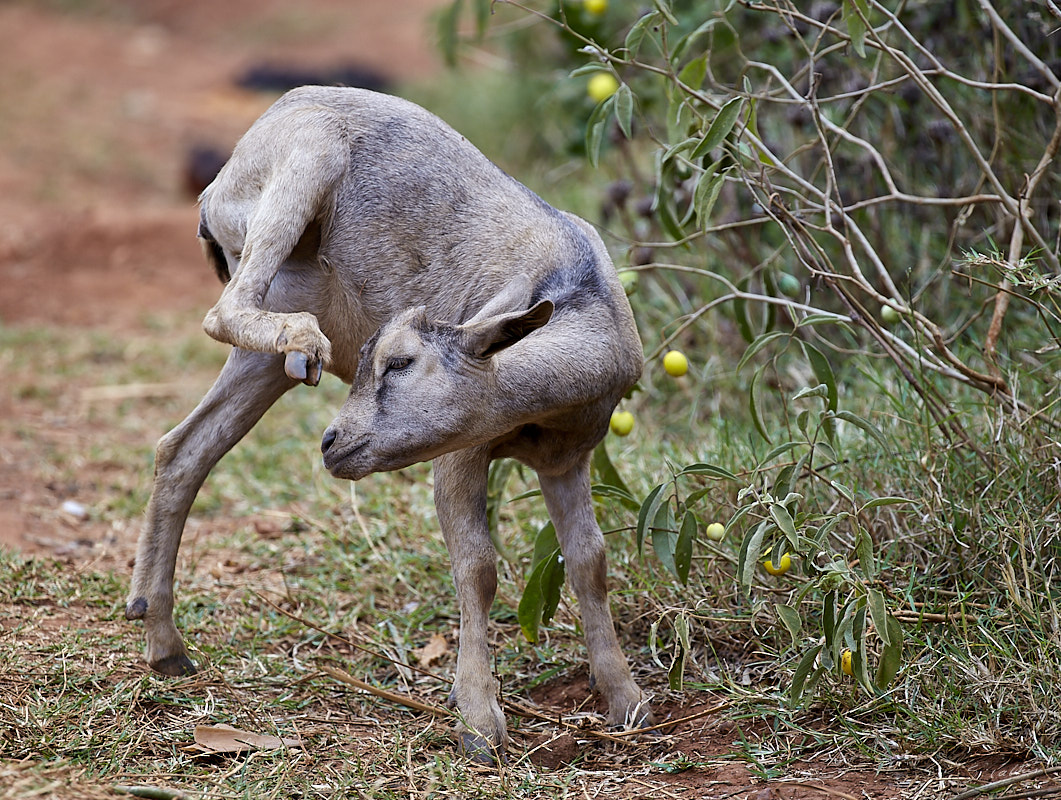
[662,350,689,377]
[610,410,634,436]
[705,522,725,541]
[763,551,792,576]
[841,649,854,676]
[584,0,608,14]
[618,270,639,296]
[587,72,620,103]
[881,305,901,325]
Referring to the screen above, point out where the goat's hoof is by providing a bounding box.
[457,731,505,765]
[150,653,198,677]
[284,351,322,386]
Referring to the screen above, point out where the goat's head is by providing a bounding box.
[321,280,553,480]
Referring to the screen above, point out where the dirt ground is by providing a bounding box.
[0,4,1042,798]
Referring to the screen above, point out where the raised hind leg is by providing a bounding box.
[125,348,296,674]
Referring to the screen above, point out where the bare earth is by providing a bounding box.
[0,3,1035,798]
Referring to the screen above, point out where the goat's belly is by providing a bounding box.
[490,420,605,475]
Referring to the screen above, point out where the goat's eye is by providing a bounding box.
[384,356,413,374]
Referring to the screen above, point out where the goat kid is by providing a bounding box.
[125,86,651,758]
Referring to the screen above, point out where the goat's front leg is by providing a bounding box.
[539,455,653,729]
[125,349,296,675]
[432,446,508,760]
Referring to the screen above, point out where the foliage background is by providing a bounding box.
[441,0,1061,761]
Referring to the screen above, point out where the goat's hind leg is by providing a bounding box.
[125,349,296,675]
[538,455,653,728]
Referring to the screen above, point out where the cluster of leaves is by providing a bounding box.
[443,0,1061,710]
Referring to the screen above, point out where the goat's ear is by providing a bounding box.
[465,275,534,324]
[461,299,554,358]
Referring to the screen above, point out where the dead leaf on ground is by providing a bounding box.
[192,723,302,753]
[413,632,450,666]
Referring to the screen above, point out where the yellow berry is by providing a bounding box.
[763,551,792,576]
[705,522,725,541]
[662,350,689,377]
[881,305,901,325]
[609,410,634,436]
[587,72,620,103]
[584,0,608,14]
[841,649,854,676]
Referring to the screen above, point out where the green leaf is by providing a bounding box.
[797,313,856,336]
[678,53,707,91]
[672,18,721,66]
[656,188,688,241]
[653,0,679,26]
[733,280,754,342]
[675,511,697,585]
[693,166,726,229]
[843,0,871,58]
[770,503,798,549]
[585,94,615,168]
[518,543,566,643]
[591,483,639,509]
[661,136,699,163]
[636,483,667,556]
[822,590,837,651]
[738,519,769,589]
[487,458,515,543]
[668,614,690,690]
[791,646,825,704]
[855,525,876,579]
[737,330,789,373]
[651,503,678,578]
[832,410,888,449]
[591,441,638,510]
[867,587,890,647]
[690,96,744,160]
[531,522,559,569]
[803,342,838,412]
[614,83,634,140]
[677,462,738,481]
[625,11,661,58]
[860,496,913,513]
[749,365,772,443]
[874,616,903,690]
[775,603,803,643]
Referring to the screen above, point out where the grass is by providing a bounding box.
[3,300,1061,799]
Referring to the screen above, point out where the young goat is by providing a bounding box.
[125,86,651,757]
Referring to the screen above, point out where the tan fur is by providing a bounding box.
[126,86,650,759]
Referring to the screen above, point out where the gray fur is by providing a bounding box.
[126,86,650,757]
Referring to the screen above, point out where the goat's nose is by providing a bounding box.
[321,427,337,454]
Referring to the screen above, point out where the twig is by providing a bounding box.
[114,787,193,800]
[604,699,731,737]
[774,781,859,800]
[953,765,1061,800]
[317,662,453,718]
